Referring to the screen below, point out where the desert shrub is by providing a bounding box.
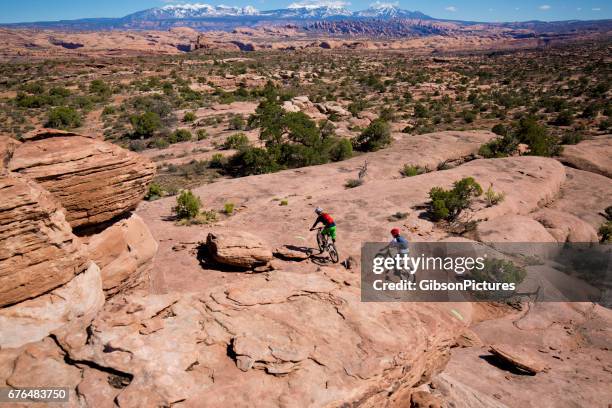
[560,132,584,145]
[492,123,508,136]
[174,190,201,220]
[514,116,561,157]
[413,103,428,118]
[196,129,209,140]
[429,177,483,221]
[46,106,81,129]
[345,178,364,188]
[153,138,169,149]
[102,105,116,116]
[279,199,288,206]
[89,79,111,98]
[169,129,192,144]
[352,119,391,152]
[329,138,353,161]
[228,115,245,130]
[145,183,164,201]
[599,221,612,243]
[223,133,249,150]
[461,109,476,123]
[130,111,161,138]
[553,110,574,126]
[183,111,196,122]
[224,202,235,215]
[209,153,226,169]
[484,184,505,207]
[478,134,519,158]
[469,258,527,298]
[228,147,279,176]
[401,164,427,177]
[128,140,145,152]
[388,211,408,221]
[348,100,368,116]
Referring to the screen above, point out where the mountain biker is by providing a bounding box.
[387,228,409,255]
[310,207,336,245]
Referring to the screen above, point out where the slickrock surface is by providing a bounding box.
[0,173,87,307]
[531,209,599,242]
[476,215,557,243]
[84,214,158,296]
[560,136,612,178]
[9,132,155,229]
[0,262,104,348]
[43,270,462,407]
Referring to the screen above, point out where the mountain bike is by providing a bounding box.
[311,227,339,263]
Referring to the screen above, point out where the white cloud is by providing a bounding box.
[445,6,457,12]
[592,7,601,11]
[288,0,350,8]
[576,7,582,10]
[539,4,551,10]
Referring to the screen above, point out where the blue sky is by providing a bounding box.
[0,0,608,23]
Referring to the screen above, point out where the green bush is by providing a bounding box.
[89,79,111,97]
[352,119,391,152]
[145,183,164,201]
[209,153,226,169]
[514,116,561,157]
[279,199,288,206]
[470,258,527,295]
[429,177,483,221]
[599,221,612,243]
[401,164,427,177]
[228,115,245,130]
[478,134,519,158]
[223,133,249,150]
[224,202,235,215]
[168,129,192,144]
[130,111,161,138]
[560,132,584,145]
[553,110,574,126]
[491,123,508,136]
[174,190,201,220]
[183,111,196,122]
[330,138,353,161]
[228,147,279,176]
[46,106,81,129]
[196,129,209,140]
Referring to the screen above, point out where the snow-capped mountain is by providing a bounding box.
[262,5,353,19]
[355,4,431,19]
[124,3,260,20]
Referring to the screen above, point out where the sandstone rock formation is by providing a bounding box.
[206,231,273,269]
[560,136,612,178]
[0,262,104,348]
[476,215,557,243]
[9,130,156,229]
[0,173,87,307]
[488,344,547,374]
[84,214,158,296]
[531,209,599,242]
[44,270,462,407]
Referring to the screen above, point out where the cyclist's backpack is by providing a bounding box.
[321,213,334,225]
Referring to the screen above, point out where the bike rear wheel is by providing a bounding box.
[327,243,339,263]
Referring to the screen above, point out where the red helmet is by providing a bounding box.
[391,228,400,237]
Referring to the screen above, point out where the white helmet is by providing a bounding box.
[315,207,323,214]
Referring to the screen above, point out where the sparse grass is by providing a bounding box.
[345,179,364,188]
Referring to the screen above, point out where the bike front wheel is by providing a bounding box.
[327,243,339,263]
[316,231,325,252]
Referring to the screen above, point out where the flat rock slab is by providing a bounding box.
[560,136,612,178]
[489,344,546,374]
